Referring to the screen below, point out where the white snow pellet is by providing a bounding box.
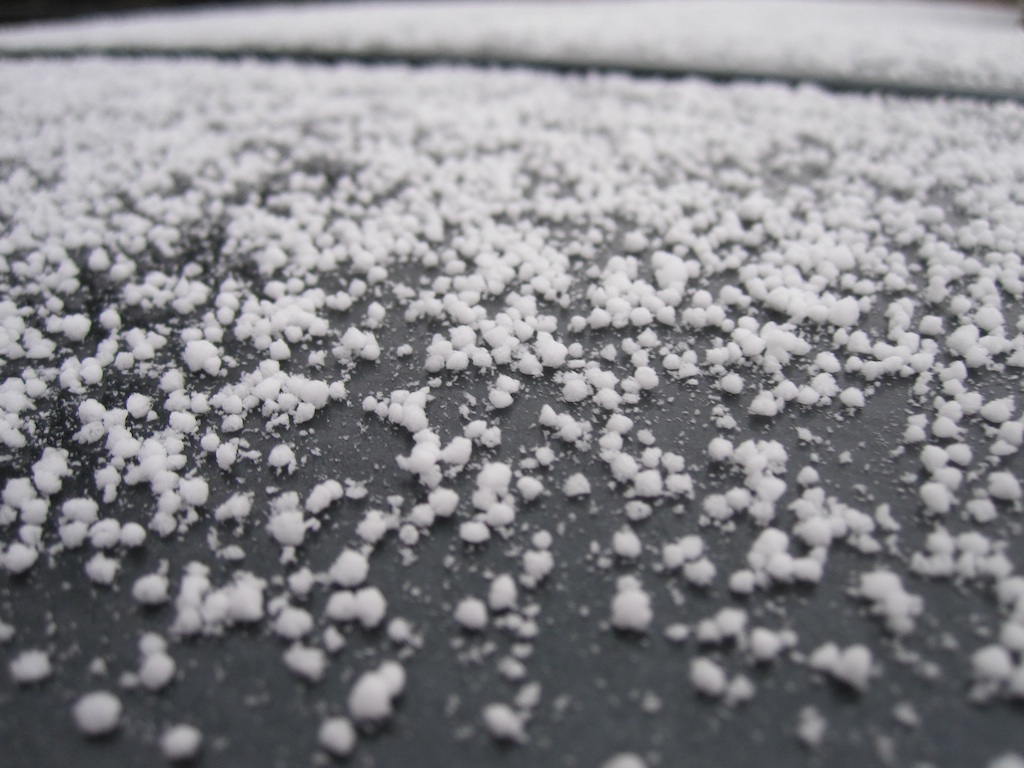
[160,724,202,762]
[522,549,555,584]
[714,608,747,638]
[535,333,568,368]
[3,541,39,575]
[428,488,459,517]
[828,297,860,327]
[182,339,221,375]
[708,438,734,462]
[283,644,327,682]
[214,493,252,522]
[483,502,515,528]
[139,652,176,691]
[329,549,369,588]
[797,706,827,748]
[441,436,473,466]
[454,597,489,631]
[288,568,315,599]
[980,398,1015,424]
[215,443,237,470]
[967,498,998,524]
[9,649,51,684]
[797,466,820,486]
[305,480,344,514]
[690,657,727,698]
[268,444,297,473]
[719,372,744,394]
[612,527,642,559]
[318,717,357,757]
[355,587,387,629]
[348,670,394,723]
[489,389,514,409]
[477,462,512,493]
[684,559,717,587]
[85,553,119,585]
[119,523,147,548]
[132,573,170,605]
[749,392,779,418]
[563,473,591,497]
[72,691,122,736]
[61,314,91,342]
[858,570,923,635]
[972,644,1013,688]
[516,476,544,501]
[611,579,653,633]
[488,574,518,612]
[810,643,873,691]
[377,661,406,699]
[482,703,526,742]
[988,472,1022,501]
[32,448,69,495]
[267,510,309,547]
[663,624,690,643]
[126,393,152,419]
[725,675,756,706]
[606,414,633,434]
[88,519,121,549]
[839,388,865,408]
[920,482,953,515]
[749,629,785,663]
[387,618,415,646]
[459,521,491,544]
[634,366,658,389]
[325,591,357,623]
[729,570,756,595]
[274,606,314,639]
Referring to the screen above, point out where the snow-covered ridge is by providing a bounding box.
[0,0,1022,97]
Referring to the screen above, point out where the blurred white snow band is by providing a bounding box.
[0,0,1022,97]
